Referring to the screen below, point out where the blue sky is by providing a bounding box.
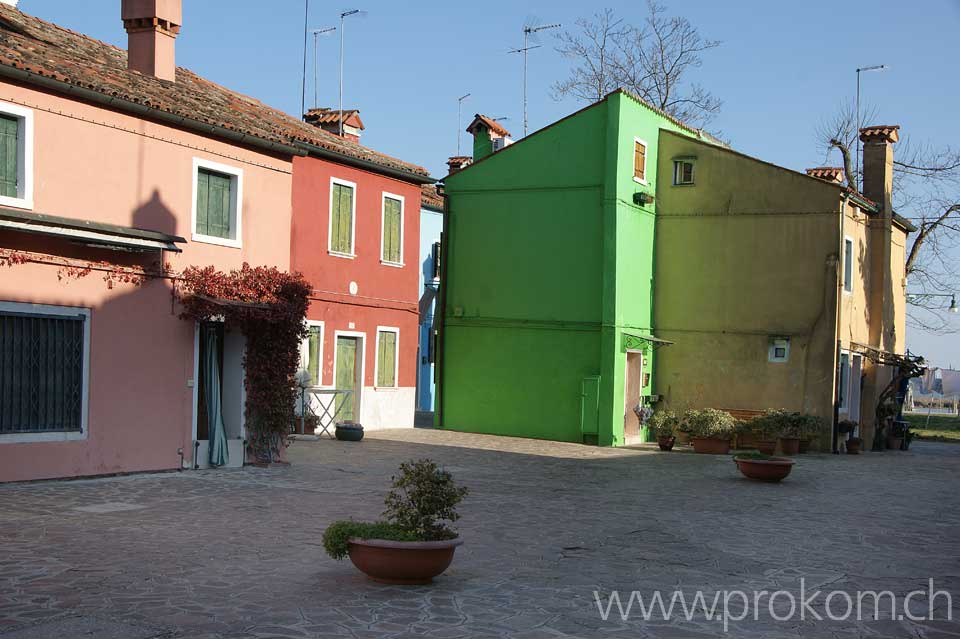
[26,0,960,366]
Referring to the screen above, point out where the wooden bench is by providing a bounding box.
[720,408,766,448]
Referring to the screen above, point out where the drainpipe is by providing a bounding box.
[832,192,851,453]
[434,186,450,427]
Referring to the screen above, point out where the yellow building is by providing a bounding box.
[654,125,914,450]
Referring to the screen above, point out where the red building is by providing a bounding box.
[291,110,433,430]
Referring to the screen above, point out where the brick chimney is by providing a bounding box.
[446,156,472,175]
[304,108,365,142]
[859,124,900,353]
[121,0,181,82]
[805,167,845,184]
[859,125,899,216]
[467,114,512,161]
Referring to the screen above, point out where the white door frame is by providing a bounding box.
[191,321,246,468]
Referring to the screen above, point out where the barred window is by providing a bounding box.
[0,307,87,434]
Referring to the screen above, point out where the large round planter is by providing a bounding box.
[779,437,800,456]
[335,422,364,442]
[347,537,464,585]
[691,437,730,455]
[798,439,810,454]
[886,436,903,451]
[657,436,676,451]
[755,440,777,455]
[734,456,795,482]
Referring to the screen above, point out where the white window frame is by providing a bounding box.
[328,177,357,259]
[838,350,851,412]
[0,301,90,443]
[0,101,34,210]
[632,137,649,185]
[768,337,790,363]
[673,159,695,186]
[191,157,243,248]
[374,326,400,390]
[380,192,405,267]
[843,236,854,294]
[299,320,325,387]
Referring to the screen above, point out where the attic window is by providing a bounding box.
[633,139,647,184]
[673,160,695,185]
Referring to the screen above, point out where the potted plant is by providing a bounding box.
[797,414,826,453]
[648,409,678,451]
[733,451,796,482]
[679,408,736,454]
[887,421,906,451]
[846,436,862,455]
[778,412,818,456]
[322,459,468,584]
[335,421,364,441]
[743,410,787,455]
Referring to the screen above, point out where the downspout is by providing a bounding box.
[832,192,850,453]
[434,187,451,427]
[0,65,307,158]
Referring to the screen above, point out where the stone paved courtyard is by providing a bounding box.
[1,429,959,638]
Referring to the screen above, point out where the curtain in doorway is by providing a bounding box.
[206,328,229,467]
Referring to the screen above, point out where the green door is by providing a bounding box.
[335,336,359,421]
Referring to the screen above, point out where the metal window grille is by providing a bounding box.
[0,311,85,433]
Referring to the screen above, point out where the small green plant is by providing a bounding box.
[744,410,791,440]
[322,459,468,561]
[734,451,773,461]
[648,409,679,439]
[678,408,736,438]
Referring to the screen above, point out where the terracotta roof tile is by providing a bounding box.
[859,125,900,144]
[0,5,428,179]
[421,183,443,211]
[805,167,845,183]
[304,108,364,130]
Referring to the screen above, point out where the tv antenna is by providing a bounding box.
[509,18,560,137]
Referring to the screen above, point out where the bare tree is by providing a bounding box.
[554,3,721,127]
[817,105,960,332]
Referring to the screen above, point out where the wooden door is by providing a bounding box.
[335,336,359,421]
[623,352,643,439]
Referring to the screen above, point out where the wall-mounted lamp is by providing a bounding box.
[633,192,655,207]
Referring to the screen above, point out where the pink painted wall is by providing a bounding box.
[0,79,293,482]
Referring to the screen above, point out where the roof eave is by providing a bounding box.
[293,140,435,185]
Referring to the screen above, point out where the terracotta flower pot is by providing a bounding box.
[691,437,730,455]
[755,440,777,455]
[779,437,800,456]
[734,456,795,482]
[347,537,464,585]
[886,436,903,451]
[737,433,757,449]
[657,436,676,451]
[846,439,861,454]
[798,439,810,454]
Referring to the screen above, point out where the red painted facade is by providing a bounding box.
[291,156,422,428]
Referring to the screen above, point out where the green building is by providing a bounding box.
[435,90,717,446]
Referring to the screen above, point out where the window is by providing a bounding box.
[633,138,648,183]
[329,178,356,256]
[375,328,399,388]
[673,160,695,185]
[299,321,324,386]
[381,193,404,265]
[192,158,242,247]
[838,352,850,410]
[0,101,34,210]
[0,303,89,441]
[843,237,854,293]
[768,337,790,363]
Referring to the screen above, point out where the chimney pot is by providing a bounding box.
[466,114,512,161]
[859,124,899,215]
[304,108,365,142]
[805,167,845,184]
[122,0,182,82]
[446,156,473,174]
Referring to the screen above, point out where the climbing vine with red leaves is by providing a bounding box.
[178,264,311,463]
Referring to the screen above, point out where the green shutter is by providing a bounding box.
[382,197,401,263]
[377,330,396,387]
[0,115,17,198]
[331,183,354,254]
[335,336,357,421]
[307,327,320,385]
[196,169,233,239]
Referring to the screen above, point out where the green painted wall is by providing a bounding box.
[440,91,698,445]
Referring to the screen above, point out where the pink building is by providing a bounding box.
[0,2,428,481]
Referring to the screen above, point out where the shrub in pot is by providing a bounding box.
[779,412,825,456]
[733,451,795,482]
[648,409,678,451]
[679,408,736,454]
[322,459,468,584]
[846,436,862,455]
[335,421,364,441]
[742,410,788,454]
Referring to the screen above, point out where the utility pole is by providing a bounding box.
[457,93,471,155]
[338,10,363,137]
[300,0,309,120]
[312,27,336,109]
